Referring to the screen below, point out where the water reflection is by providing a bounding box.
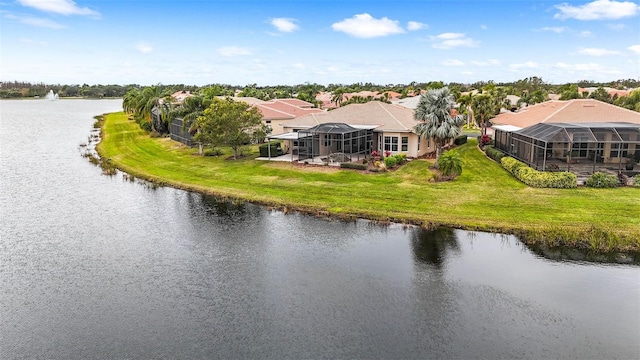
[410,227,461,267]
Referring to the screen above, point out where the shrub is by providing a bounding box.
[634,174,640,187]
[478,134,491,147]
[394,153,407,165]
[585,172,619,188]
[340,162,367,170]
[484,145,505,162]
[454,135,468,145]
[500,156,576,188]
[438,151,463,177]
[384,156,397,168]
[203,148,222,157]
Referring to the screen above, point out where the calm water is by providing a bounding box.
[1,99,639,359]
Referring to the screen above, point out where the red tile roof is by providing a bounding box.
[492,99,640,129]
[255,99,323,120]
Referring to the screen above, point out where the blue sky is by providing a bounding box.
[1,0,639,86]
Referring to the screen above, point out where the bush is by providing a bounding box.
[500,156,577,188]
[438,151,463,177]
[585,172,619,188]
[340,162,367,170]
[259,142,282,157]
[203,148,222,157]
[384,156,397,168]
[484,145,505,162]
[394,153,407,165]
[454,135,468,145]
[478,134,491,147]
[634,175,640,187]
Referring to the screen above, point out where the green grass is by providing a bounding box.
[98,112,640,252]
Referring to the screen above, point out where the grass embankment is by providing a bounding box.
[98,112,640,253]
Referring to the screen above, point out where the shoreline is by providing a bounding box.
[96,112,640,254]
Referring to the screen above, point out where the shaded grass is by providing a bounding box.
[98,112,640,252]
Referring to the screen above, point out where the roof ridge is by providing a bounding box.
[540,100,571,123]
[376,102,408,130]
[257,104,295,118]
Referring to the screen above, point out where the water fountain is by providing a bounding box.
[45,90,59,100]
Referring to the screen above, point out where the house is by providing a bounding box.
[491,99,640,171]
[266,101,437,162]
[254,98,324,135]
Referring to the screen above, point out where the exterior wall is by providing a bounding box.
[264,118,291,135]
[376,131,430,158]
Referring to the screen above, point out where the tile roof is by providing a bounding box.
[283,101,420,132]
[491,99,640,129]
[255,99,323,120]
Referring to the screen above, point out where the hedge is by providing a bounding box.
[454,135,468,145]
[340,162,368,170]
[585,172,619,188]
[500,156,577,188]
[484,145,505,162]
[635,175,640,187]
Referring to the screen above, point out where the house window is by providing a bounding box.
[610,143,629,158]
[265,120,272,124]
[324,135,331,146]
[401,137,408,151]
[384,136,399,152]
[417,136,421,151]
[571,142,588,157]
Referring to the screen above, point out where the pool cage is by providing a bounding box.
[494,122,640,172]
[296,123,374,163]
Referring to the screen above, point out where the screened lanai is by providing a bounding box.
[494,122,640,173]
[296,123,375,163]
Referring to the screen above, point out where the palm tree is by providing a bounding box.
[166,95,211,155]
[413,87,465,167]
[470,94,494,136]
[330,87,346,107]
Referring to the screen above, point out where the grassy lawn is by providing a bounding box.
[98,112,640,252]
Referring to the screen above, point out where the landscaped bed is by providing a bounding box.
[97,112,640,253]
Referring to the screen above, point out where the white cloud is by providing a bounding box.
[136,42,153,54]
[480,24,488,30]
[217,46,252,57]
[578,30,593,37]
[510,61,539,69]
[407,21,426,31]
[578,47,622,56]
[20,38,47,45]
[17,0,100,17]
[269,18,299,33]
[431,33,478,49]
[442,59,465,66]
[628,45,640,55]
[539,26,567,33]
[6,14,66,29]
[471,59,501,66]
[554,62,605,71]
[554,0,640,20]
[607,23,626,30]
[292,63,305,69]
[332,13,405,38]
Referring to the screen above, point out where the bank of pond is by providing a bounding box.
[96,111,640,256]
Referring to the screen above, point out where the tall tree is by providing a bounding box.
[470,94,495,135]
[413,87,465,167]
[166,95,212,155]
[195,98,264,159]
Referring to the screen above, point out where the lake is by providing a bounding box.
[0,99,638,359]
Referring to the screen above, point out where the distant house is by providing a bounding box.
[491,99,640,171]
[254,98,324,135]
[266,101,437,162]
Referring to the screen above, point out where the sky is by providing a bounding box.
[1,0,639,86]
